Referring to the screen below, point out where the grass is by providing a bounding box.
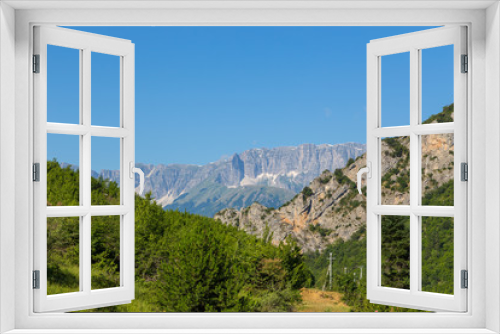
[47,263,165,312]
[81,279,165,312]
[47,263,80,295]
[296,288,351,312]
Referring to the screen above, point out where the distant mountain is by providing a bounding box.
[164,178,296,217]
[96,142,366,216]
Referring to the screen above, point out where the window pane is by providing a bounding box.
[381,136,410,205]
[47,45,80,124]
[47,134,80,206]
[91,52,120,127]
[381,52,410,127]
[91,137,121,206]
[47,217,80,295]
[381,215,410,290]
[421,216,454,295]
[421,134,454,206]
[421,46,454,124]
[92,215,120,290]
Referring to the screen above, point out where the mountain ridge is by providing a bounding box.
[97,142,366,212]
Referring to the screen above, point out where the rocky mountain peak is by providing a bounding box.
[99,142,366,212]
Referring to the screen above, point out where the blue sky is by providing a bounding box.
[47,26,453,171]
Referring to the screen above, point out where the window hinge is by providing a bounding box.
[461,270,468,289]
[461,54,468,73]
[461,162,468,182]
[33,163,40,182]
[33,270,40,289]
[33,54,40,73]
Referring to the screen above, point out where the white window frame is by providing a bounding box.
[33,26,136,312]
[0,1,498,333]
[366,26,467,312]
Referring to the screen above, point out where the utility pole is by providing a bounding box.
[326,252,333,290]
[329,252,333,290]
[359,266,363,280]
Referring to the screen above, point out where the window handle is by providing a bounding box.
[130,162,145,195]
[357,162,371,195]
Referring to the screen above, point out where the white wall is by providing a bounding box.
[0,2,16,333]
[486,2,500,333]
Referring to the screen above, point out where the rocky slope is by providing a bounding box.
[214,105,455,252]
[97,143,366,209]
[214,159,368,252]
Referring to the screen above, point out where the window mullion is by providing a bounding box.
[122,51,135,292]
[409,47,420,294]
[82,48,92,293]
[366,47,380,298]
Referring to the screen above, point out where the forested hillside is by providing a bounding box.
[47,160,313,312]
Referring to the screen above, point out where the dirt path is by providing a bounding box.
[297,288,351,312]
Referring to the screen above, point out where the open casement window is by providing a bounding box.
[365,26,467,312]
[33,26,136,312]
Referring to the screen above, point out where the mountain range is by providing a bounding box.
[96,143,366,216]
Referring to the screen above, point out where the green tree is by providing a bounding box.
[381,216,410,289]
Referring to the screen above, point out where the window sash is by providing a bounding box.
[366,26,468,312]
[33,26,136,313]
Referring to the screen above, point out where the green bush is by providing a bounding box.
[302,186,314,200]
